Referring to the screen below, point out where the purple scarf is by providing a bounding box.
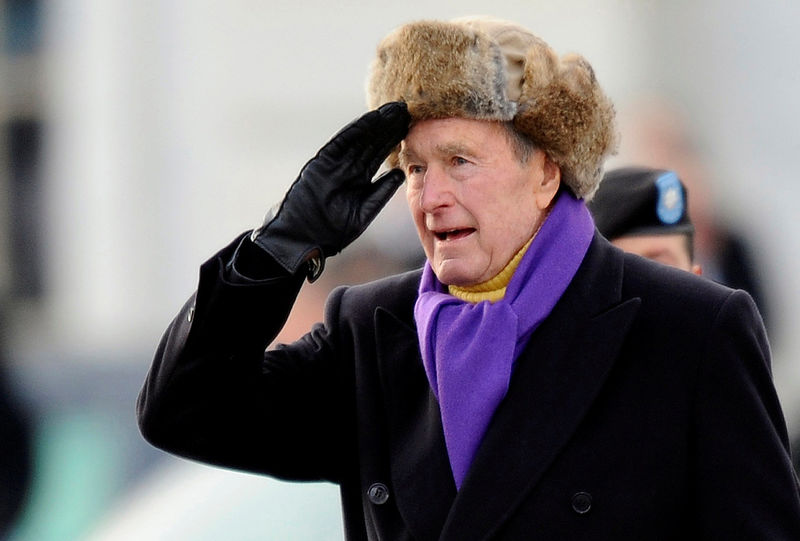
[413,191,594,489]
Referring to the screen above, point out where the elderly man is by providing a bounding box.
[589,166,703,274]
[138,17,800,540]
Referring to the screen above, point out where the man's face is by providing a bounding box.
[401,118,558,286]
[612,234,701,275]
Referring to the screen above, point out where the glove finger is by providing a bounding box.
[318,102,410,177]
[362,104,410,180]
[374,102,411,142]
[357,168,406,223]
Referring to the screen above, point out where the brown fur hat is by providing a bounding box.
[367,16,618,200]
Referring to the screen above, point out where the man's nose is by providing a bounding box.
[419,166,454,213]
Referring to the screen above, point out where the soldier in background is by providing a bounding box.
[589,166,701,275]
[616,98,772,334]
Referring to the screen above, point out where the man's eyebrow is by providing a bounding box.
[398,143,476,166]
[397,147,416,166]
[435,143,472,157]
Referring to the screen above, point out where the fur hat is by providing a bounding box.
[367,16,618,200]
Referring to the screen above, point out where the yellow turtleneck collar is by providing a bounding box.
[448,236,534,304]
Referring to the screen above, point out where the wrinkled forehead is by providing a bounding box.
[397,118,512,164]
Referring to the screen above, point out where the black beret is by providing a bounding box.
[588,166,694,240]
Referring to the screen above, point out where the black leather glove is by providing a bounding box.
[250,102,410,281]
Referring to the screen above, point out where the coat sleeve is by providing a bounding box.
[137,233,353,483]
[693,289,800,538]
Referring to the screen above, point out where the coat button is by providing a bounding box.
[571,492,592,514]
[367,483,390,505]
[187,305,195,322]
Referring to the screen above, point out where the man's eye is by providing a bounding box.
[452,156,469,166]
[408,165,424,175]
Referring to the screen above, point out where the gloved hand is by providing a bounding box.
[250,102,410,281]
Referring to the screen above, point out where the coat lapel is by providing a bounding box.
[375,301,457,540]
[440,235,641,540]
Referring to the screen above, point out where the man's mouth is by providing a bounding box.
[434,228,475,241]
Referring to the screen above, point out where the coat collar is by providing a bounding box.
[374,234,640,540]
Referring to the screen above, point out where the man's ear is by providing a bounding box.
[535,153,561,210]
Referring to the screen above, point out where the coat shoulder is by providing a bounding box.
[623,251,734,302]
[619,250,760,331]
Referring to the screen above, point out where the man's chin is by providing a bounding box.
[432,260,482,288]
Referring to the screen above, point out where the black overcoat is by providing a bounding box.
[138,232,800,540]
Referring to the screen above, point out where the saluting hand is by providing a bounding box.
[251,102,410,280]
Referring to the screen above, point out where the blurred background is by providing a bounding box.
[2,0,800,539]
